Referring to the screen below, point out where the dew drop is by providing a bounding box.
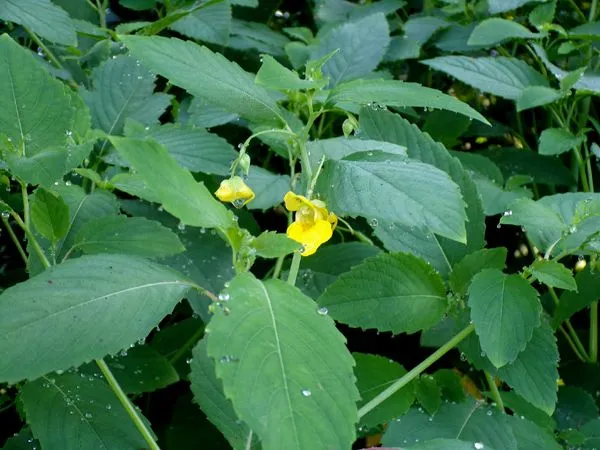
[178,222,186,231]
[460,352,467,361]
[317,307,328,315]
[301,389,312,397]
[369,218,379,228]
[474,443,484,450]
[218,292,230,301]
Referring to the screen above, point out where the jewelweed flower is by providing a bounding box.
[284,191,337,256]
[215,176,255,208]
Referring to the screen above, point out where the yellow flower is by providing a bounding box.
[284,191,337,256]
[215,176,255,208]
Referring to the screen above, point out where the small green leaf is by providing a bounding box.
[449,248,507,296]
[423,56,548,100]
[255,54,325,90]
[206,273,359,450]
[539,128,585,156]
[415,375,442,415]
[529,1,557,28]
[529,259,577,291]
[517,86,564,112]
[110,137,233,229]
[30,188,70,244]
[21,372,148,450]
[354,353,415,428]
[71,216,185,258]
[328,78,489,124]
[0,254,191,383]
[251,231,301,258]
[553,268,600,327]
[468,269,541,367]
[468,18,542,46]
[488,0,542,14]
[107,345,179,394]
[190,339,252,449]
[120,34,284,125]
[0,0,76,46]
[318,253,447,334]
[316,157,467,243]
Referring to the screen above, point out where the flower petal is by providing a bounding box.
[287,219,333,256]
[284,191,312,212]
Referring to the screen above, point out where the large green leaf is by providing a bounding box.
[21,372,148,450]
[508,415,562,450]
[0,0,76,46]
[205,273,359,450]
[383,399,518,450]
[310,13,390,86]
[487,0,542,13]
[190,339,252,450]
[422,56,548,100]
[468,269,541,367]
[354,353,415,428]
[327,79,489,123]
[306,136,406,169]
[81,55,172,136]
[169,0,232,46]
[245,166,290,211]
[538,128,585,156]
[110,137,233,229]
[316,155,468,243]
[70,216,184,258]
[360,108,486,273]
[318,252,447,334]
[0,34,75,161]
[449,248,507,296]
[468,18,542,46]
[119,34,284,125]
[0,254,191,383]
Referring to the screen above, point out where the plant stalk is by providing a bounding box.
[1,215,28,265]
[590,301,598,362]
[357,324,475,419]
[10,211,50,269]
[287,252,302,286]
[484,371,505,412]
[96,359,160,450]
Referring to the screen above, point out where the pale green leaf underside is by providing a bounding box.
[206,273,359,450]
[0,254,191,383]
[318,252,447,334]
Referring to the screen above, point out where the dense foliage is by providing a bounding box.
[0,0,599,449]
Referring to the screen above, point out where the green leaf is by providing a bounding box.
[107,345,179,394]
[501,391,557,432]
[1,428,39,450]
[81,55,172,136]
[481,147,574,186]
[306,137,406,169]
[71,216,184,258]
[186,97,239,128]
[0,254,191,383]
[553,268,600,327]
[119,34,284,125]
[539,128,585,156]
[110,137,233,229]
[318,252,447,334]
[255,54,326,90]
[468,18,542,46]
[382,399,518,450]
[472,177,533,216]
[509,415,563,450]
[422,56,548,100]
[468,269,541,367]
[30,188,70,244]
[422,110,472,148]
[294,242,380,298]
[205,273,359,450]
[488,0,543,14]
[169,0,231,45]
[190,339,252,450]
[310,13,390,86]
[328,79,489,124]
[125,122,237,176]
[450,151,503,185]
[120,0,156,10]
[569,21,600,39]
[0,34,75,160]
[228,19,289,57]
[353,353,415,428]
[517,86,564,112]
[0,0,76,46]
[449,248,507,296]
[360,108,486,274]
[415,375,442,415]
[555,386,599,430]
[529,259,577,291]
[21,372,148,450]
[251,231,301,258]
[245,166,290,211]
[316,156,468,243]
[409,439,487,450]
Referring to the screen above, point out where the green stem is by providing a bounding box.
[287,252,302,286]
[272,255,285,280]
[590,301,598,362]
[96,0,107,29]
[590,0,599,21]
[96,359,160,450]
[1,215,28,265]
[573,147,591,192]
[484,371,505,413]
[559,325,587,362]
[549,287,590,360]
[11,211,50,269]
[168,326,204,365]
[24,27,64,71]
[20,181,30,229]
[245,430,253,450]
[357,324,475,419]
